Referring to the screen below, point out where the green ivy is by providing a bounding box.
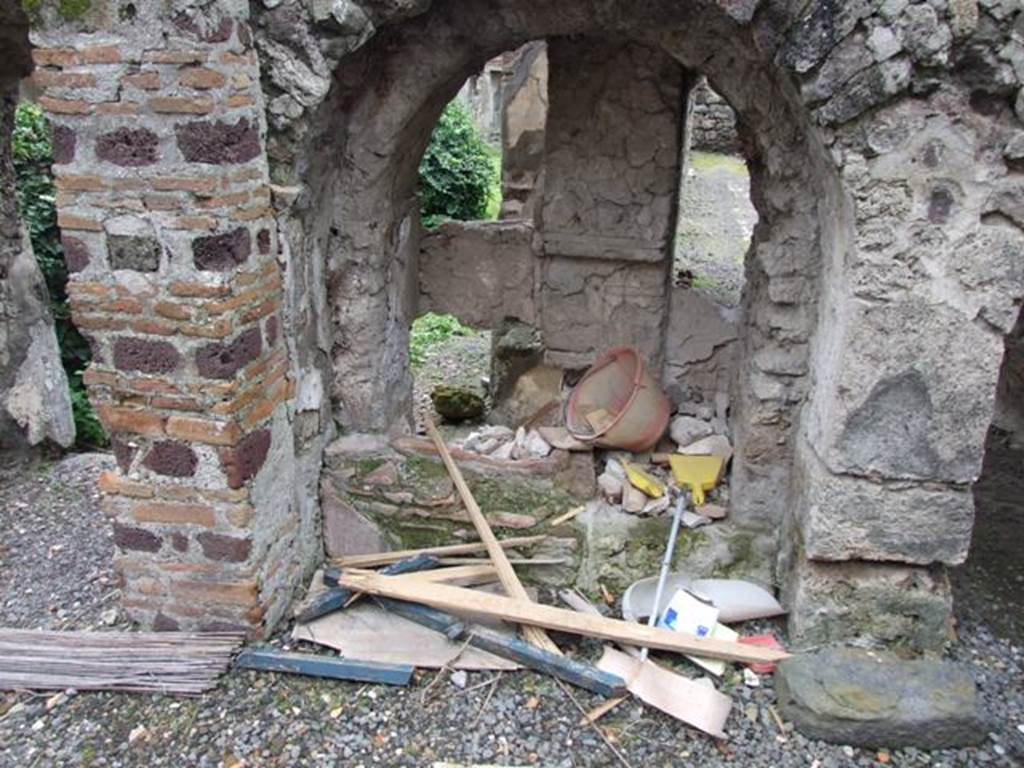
[12,103,106,448]
[409,312,475,370]
[417,100,500,229]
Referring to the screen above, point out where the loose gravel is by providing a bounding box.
[1,452,1022,767]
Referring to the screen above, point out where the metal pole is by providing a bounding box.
[640,490,686,661]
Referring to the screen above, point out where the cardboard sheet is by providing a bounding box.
[597,647,731,738]
[293,603,519,671]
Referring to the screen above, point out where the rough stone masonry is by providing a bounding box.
[1,0,1021,654]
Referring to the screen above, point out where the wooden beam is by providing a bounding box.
[235,648,413,686]
[339,572,790,665]
[376,598,625,697]
[297,554,437,624]
[333,535,547,569]
[387,564,498,585]
[425,418,562,656]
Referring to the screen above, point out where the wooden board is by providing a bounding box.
[426,419,562,656]
[235,648,413,685]
[339,572,790,665]
[334,535,546,569]
[292,601,518,671]
[296,554,437,623]
[377,598,625,697]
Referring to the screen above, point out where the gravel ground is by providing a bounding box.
[2,452,1023,767]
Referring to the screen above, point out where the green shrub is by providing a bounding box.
[418,101,500,228]
[12,103,105,448]
[409,312,475,370]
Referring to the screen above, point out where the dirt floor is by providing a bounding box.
[0,445,1022,767]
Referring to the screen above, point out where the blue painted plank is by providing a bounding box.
[235,648,413,686]
[376,598,626,697]
[297,554,439,623]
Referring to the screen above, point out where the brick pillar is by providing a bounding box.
[32,13,308,635]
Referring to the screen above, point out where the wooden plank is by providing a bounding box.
[387,564,497,584]
[235,648,413,686]
[297,554,437,623]
[333,535,546,569]
[339,572,790,665]
[376,598,625,697]
[425,418,562,656]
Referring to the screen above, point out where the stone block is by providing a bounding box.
[806,300,1010,486]
[176,118,261,164]
[142,440,198,478]
[113,337,182,375]
[192,227,251,271]
[784,556,952,652]
[61,235,90,272]
[95,127,159,166]
[219,428,272,488]
[108,234,161,272]
[51,124,75,164]
[776,647,984,749]
[113,523,162,553]
[793,437,973,565]
[197,531,253,562]
[195,327,262,379]
[662,287,739,397]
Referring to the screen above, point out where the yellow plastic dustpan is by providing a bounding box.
[668,454,724,506]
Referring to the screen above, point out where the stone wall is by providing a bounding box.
[24,0,1024,650]
[538,37,686,371]
[689,77,740,155]
[418,220,536,328]
[0,0,74,453]
[500,42,548,221]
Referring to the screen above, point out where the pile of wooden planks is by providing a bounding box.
[0,629,243,695]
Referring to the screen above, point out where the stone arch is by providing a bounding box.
[279,0,844,554]
[18,0,1022,645]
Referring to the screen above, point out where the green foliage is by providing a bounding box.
[409,312,475,370]
[12,103,104,448]
[21,0,92,25]
[418,101,500,228]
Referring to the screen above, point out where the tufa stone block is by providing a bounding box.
[197,531,252,562]
[195,327,262,379]
[51,124,75,164]
[95,127,160,166]
[142,440,199,478]
[61,235,90,273]
[113,338,182,375]
[192,227,251,271]
[219,429,271,489]
[111,438,137,473]
[108,234,161,272]
[776,647,985,750]
[176,118,261,164]
[113,523,162,553]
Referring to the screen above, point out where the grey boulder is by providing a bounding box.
[776,646,986,750]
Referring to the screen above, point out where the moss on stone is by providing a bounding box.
[22,0,92,26]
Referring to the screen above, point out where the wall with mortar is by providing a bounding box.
[689,77,741,155]
[24,0,1024,651]
[27,0,321,636]
[0,1,74,454]
[538,37,686,372]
